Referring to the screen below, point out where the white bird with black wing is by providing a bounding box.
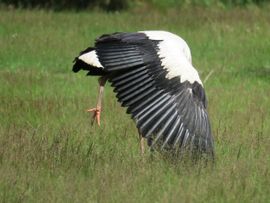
[73,31,214,158]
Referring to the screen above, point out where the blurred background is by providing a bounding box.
[0,0,269,11]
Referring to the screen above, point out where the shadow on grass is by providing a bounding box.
[235,66,270,81]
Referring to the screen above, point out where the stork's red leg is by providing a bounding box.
[138,130,145,155]
[140,136,145,155]
[87,76,107,126]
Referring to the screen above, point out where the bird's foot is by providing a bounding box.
[87,107,101,126]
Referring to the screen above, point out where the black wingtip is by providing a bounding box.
[72,58,81,73]
[72,58,107,76]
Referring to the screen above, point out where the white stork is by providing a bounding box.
[73,31,214,158]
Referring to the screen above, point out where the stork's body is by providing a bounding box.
[73,31,214,158]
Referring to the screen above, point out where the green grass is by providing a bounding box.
[0,7,270,202]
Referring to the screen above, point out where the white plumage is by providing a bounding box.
[141,31,201,84]
[78,50,103,68]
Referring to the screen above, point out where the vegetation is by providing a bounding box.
[0,0,269,10]
[0,6,270,202]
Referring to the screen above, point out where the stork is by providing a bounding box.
[73,31,214,158]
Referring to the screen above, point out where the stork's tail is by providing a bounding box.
[73,47,107,76]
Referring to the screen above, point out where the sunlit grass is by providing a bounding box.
[0,7,270,202]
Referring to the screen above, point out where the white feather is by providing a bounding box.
[140,31,202,85]
[78,50,103,68]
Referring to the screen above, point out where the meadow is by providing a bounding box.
[0,6,270,202]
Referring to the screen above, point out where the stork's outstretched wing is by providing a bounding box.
[73,31,214,157]
[92,31,214,156]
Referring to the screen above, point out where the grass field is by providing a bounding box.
[0,7,270,202]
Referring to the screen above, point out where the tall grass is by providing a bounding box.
[0,7,270,202]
